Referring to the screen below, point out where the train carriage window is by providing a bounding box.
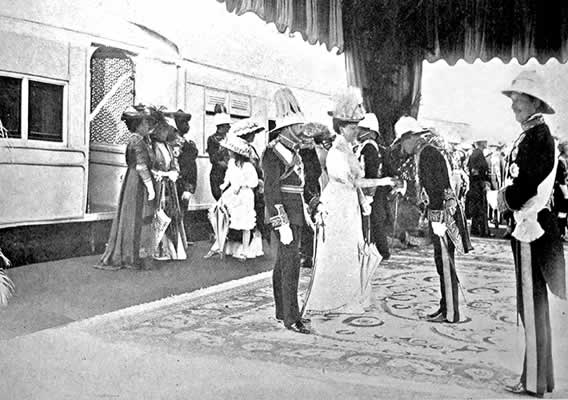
[89,47,134,146]
[0,73,66,143]
[0,76,22,138]
[28,81,64,142]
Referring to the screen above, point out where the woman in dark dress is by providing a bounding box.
[97,105,162,270]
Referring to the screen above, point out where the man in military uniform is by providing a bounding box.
[395,116,472,323]
[355,113,393,259]
[466,139,492,236]
[262,87,313,334]
[206,104,231,200]
[498,71,566,398]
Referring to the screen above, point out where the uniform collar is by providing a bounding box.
[521,113,545,132]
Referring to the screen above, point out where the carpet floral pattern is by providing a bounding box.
[88,238,529,393]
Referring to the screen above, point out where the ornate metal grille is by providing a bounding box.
[89,49,134,145]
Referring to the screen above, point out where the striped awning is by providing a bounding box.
[216,0,344,53]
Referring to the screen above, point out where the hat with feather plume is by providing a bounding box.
[328,87,365,122]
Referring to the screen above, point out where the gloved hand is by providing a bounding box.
[152,170,163,182]
[277,224,293,245]
[168,170,179,182]
[431,221,447,237]
[308,196,321,215]
[146,184,156,201]
[181,191,192,201]
[391,179,407,196]
[360,195,373,216]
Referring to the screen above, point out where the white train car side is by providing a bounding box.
[0,0,346,265]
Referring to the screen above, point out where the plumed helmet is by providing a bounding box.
[269,87,306,135]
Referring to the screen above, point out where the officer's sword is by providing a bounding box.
[301,221,321,317]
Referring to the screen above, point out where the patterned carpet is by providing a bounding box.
[82,238,565,395]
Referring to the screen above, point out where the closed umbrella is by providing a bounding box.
[359,215,382,296]
[208,200,230,259]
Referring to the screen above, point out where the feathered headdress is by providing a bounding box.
[270,87,306,134]
[328,87,365,122]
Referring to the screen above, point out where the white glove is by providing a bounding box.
[146,185,156,201]
[181,191,191,201]
[168,170,179,182]
[277,224,293,245]
[431,221,447,237]
[361,196,373,216]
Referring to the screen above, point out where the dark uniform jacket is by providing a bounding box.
[468,148,490,182]
[299,147,322,205]
[503,121,566,299]
[262,146,305,227]
[177,139,198,195]
[418,144,472,253]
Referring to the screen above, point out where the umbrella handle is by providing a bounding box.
[363,215,371,243]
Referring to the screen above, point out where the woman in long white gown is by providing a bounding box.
[304,91,393,314]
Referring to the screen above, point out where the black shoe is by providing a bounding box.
[507,381,545,398]
[277,317,311,324]
[505,382,544,398]
[425,313,448,323]
[285,321,311,334]
[426,309,442,319]
[505,382,526,395]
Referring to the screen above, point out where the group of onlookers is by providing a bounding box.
[96,105,197,270]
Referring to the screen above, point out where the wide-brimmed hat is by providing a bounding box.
[163,109,192,122]
[220,134,251,158]
[230,119,265,138]
[328,87,365,122]
[214,104,232,126]
[502,70,555,114]
[269,87,306,135]
[121,104,161,123]
[303,122,333,142]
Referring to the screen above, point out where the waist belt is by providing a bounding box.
[280,185,304,194]
[427,209,445,223]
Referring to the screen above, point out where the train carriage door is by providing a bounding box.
[86,47,135,214]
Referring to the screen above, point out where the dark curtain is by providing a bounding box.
[216,0,568,141]
[344,0,423,144]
